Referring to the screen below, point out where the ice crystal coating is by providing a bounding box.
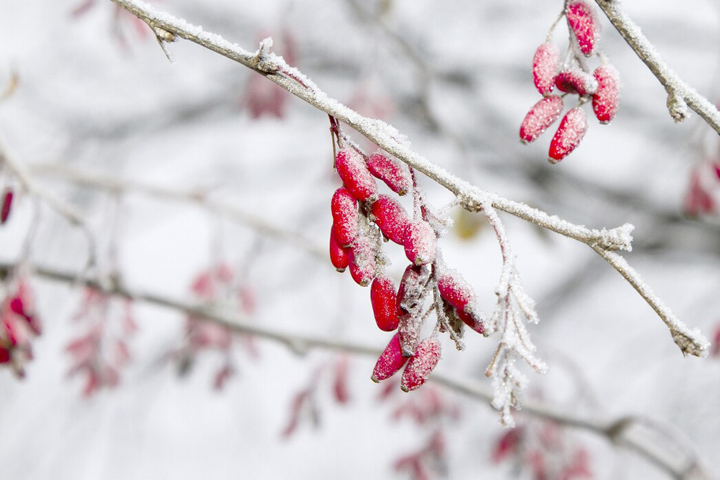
[566,0,601,57]
[371,333,409,382]
[554,69,598,96]
[1,188,13,224]
[549,107,588,164]
[437,269,484,334]
[592,64,621,124]
[371,275,400,332]
[330,187,359,247]
[349,235,376,287]
[404,220,437,266]
[335,148,378,202]
[329,225,350,272]
[371,194,410,245]
[397,265,430,356]
[519,96,564,144]
[367,153,411,196]
[401,337,441,392]
[532,42,560,96]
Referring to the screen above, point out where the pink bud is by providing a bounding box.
[371,275,400,332]
[1,188,13,224]
[566,0,600,57]
[549,107,588,164]
[335,148,378,202]
[371,195,410,245]
[331,187,359,247]
[372,333,409,382]
[592,64,620,124]
[366,153,411,196]
[329,225,350,272]
[554,69,598,96]
[404,220,437,266]
[401,337,441,392]
[349,236,376,287]
[532,42,560,96]
[519,96,564,144]
[437,270,484,334]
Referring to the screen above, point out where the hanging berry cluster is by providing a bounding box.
[520,0,621,163]
[327,116,488,393]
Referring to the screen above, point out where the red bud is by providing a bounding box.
[532,42,560,96]
[592,64,620,124]
[519,96,564,144]
[371,195,410,245]
[549,107,588,164]
[366,153,410,196]
[335,148,378,202]
[554,69,598,96]
[566,0,600,57]
[401,337,441,392]
[372,333,409,382]
[371,275,400,332]
[1,188,13,224]
[329,225,350,272]
[349,236,376,287]
[331,187,359,247]
[404,220,437,266]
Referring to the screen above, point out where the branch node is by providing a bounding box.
[251,37,280,74]
[666,91,690,123]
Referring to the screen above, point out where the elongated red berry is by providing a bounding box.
[549,107,588,164]
[437,269,484,334]
[519,96,564,144]
[566,0,600,57]
[349,236,376,287]
[335,148,378,202]
[367,153,410,196]
[401,337,441,392]
[371,275,400,332]
[372,333,409,382]
[397,265,429,356]
[592,64,620,124]
[371,195,410,245]
[331,187,359,247]
[555,69,598,96]
[329,225,350,272]
[532,42,560,96]
[404,220,436,266]
[1,188,13,224]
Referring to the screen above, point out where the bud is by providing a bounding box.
[366,153,411,196]
[1,188,13,224]
[532,42,560,96]
[549,107,588,164]
[554,69,598,96]
[566,0,601,57]
[371,333,409,382]
[371,275,400,332]
[335,148,378,202]
[331,187,359,247]
[519,96,564,144]
[401,337,441,392]
[404,220,437,266]
[329,225,350,272]
[592,64,620,124]
[371,195,410,245]
[437,269,485,334]
[349,236,376,287]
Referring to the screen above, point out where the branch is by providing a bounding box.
[594,0,720,133]
[107,0,709,356]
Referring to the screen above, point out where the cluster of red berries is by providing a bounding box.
[520,0,620,163]
[328,146,486,392]
[1,279,41,377]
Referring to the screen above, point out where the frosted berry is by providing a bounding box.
[367,153,410,196]
[1,188,12,224]
[349,236,376,287]
[592,64,620,124]
[331,187,359,247]
[335,148,378,202]
[566,0,600,57]
[371,275,400,332]
[372,333,409,382]
[329,225,350,272]
[397,265,430,356]
[437,270,484,334]
[532,42,560,96]
[554,69,598,96]
[549,107,588,164]
[401,337,441,392]
[519,96,564,144]
[371,195,410,245]
[404,220,437,266]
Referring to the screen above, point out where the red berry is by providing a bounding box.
[554,69,598,96]
[0,345,10,364]
[437,269,484,334]
[371,275,400,332]
[549,107,588,164]
[349,236,376,287]
[371,195,410,245]
[592,64,620,124]
[401,337,441,392]
[329,225,350,272]
[335,148,378,202]
[331,187,359,247]
[404,220,437,266]
[566,0,600,57]
[371,333,409,382]
[366,153,411,196]
[519,96,564,144]
[532,42,560,96]
[1,188,13,224]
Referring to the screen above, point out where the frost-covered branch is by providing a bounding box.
[594,0,720,132]
[108,0,709,356]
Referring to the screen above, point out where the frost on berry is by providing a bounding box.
[372,333,409,382]
[566,0,601,57]
[366,153,411,196]
[549,107,588,164]
[592,64,621,124]
[532,42,560,96]
[554,69,598,96]
[329,225,350,272]
[349,236,377,287]
[371,194,410,245]
[437,269,485,335]
[404,220,437,266]
[397,265,430,356]
[331,187,359,247]
[401,337,441,392]
[335,148,378,202]
[1,188,13,224]
[371,275,400,332]
[519,96,564,144]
